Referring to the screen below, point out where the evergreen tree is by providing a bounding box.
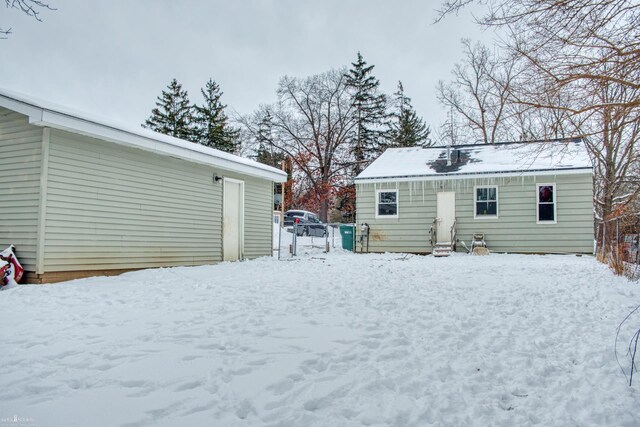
[143,78,195,141]
[193,78,239,153]
[345,52,388,175]
[254,112,284,167]
[389,81,432,147]
[252,111,289,210]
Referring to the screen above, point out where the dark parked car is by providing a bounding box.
[283,210,327,237]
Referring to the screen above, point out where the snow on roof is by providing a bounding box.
[355,139,592,183]
[0,88,287,183]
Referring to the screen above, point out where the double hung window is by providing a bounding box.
[537,184,556,223]
[475,186,498,218]
[376,190,398,218]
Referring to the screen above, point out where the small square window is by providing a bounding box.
[475,186,498,218]
[376,190,398,218]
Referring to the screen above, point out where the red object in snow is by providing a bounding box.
[0,245,23,286]
[10,252,24,282]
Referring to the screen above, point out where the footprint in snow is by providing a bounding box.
[173,380,202,392]
[267,378,295,396]
[120,380,148,388]
[230,367,252,375]
[93,363,115,371]
[181,401,216,416]
[247,357,269,366]
[300,358,328,374]
[235,399,254,419]
[48,349,82,360]
[361,339,381,349]
[182,354,201,361]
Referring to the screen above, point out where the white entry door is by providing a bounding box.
[436,192,456,243]
[223,178,244,261]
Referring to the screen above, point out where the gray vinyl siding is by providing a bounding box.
[356,173,594,254]
[44,129,219,271]
[242,177,273,259]
[43,129,274,272]
[0,108,42,271]
[222,171,274,260]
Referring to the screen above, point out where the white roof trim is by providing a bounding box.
[0,90,287,183]
[354,167,593,184]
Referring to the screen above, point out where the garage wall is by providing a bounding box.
[224,171,273,260]
[42,128,275,273]
[0,107,42,272]
[44,129,223,272]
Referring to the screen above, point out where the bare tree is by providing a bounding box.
[438,1,640,223]
[584,81,640,221]
[242,70,357,221]
[502,42,640,222]
[1,0,55,38]
[436,0,640,113]
[436,39,516,144]
[506,79,580,141]
[494,65,638,222]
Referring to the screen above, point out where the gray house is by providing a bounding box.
[0,89,286,283]
[354,139,594,255]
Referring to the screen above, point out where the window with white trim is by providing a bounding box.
[376,190,398,217]
[537,183,556,223]
[475,186,498,218]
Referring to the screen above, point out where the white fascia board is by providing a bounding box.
[0,96,44,121]
[354,167,593,184]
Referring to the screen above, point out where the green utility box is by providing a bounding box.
[339,224,355,251]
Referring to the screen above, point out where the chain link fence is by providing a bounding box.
[273,222,344,259]
[596,216,640,280]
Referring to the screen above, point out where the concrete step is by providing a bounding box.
[433,251,451,257]
[433,243,452,257]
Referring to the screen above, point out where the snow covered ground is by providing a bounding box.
[2,250,640,426]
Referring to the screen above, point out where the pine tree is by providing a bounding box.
[345,52,388,176]
[389,81,432,148]
[193,78,239,153]
[252,111,290,211]
[254,112,284,167]
[143,78,195,141]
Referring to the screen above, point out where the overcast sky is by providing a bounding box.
[1,1,496,134]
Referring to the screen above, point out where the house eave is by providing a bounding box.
[0,92,287,183]
[354,167,594,184]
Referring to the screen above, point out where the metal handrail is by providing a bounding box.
[429,217,438,247]
[450,219,457,251]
